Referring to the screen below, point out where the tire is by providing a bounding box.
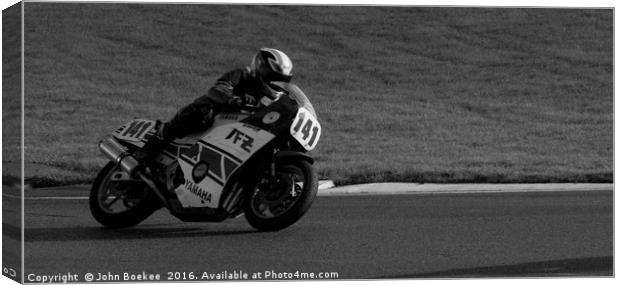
[244,159,318,231]
[89,162,161,228]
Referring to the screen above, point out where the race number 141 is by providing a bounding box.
[291,108,321,150]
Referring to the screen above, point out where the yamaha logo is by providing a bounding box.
[262,112,281,124]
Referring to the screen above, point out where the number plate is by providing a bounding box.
[114,119,156,142]
[290,107,321,151]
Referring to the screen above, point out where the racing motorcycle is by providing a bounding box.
[89,82,321,231]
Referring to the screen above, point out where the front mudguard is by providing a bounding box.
[275,150,314,165]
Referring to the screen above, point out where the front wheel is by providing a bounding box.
[89,162,161,228]
[244,160,318,231]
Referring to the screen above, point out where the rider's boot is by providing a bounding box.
[140,121,174,175]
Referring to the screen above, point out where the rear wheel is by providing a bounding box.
[244,160,318,231]
[89,162,161,228]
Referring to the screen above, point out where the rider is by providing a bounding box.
[143,47,294,154]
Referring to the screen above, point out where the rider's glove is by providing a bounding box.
[229,95,257,108]
[243,94,257,106]
[229,96,244,108]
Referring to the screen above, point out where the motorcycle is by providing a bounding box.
[89,82,321,231]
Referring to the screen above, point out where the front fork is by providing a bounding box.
[270,148,278,179]
[267,147,299,198]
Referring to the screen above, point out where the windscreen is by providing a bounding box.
[271,82,317,118]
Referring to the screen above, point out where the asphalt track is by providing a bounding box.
[2,184,614,281]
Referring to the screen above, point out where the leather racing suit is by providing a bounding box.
[145,66,273,152]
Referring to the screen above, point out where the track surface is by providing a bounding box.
[5,187,614,281]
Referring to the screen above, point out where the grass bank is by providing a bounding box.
[2,4,613,187]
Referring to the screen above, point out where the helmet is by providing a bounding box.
[251,48,293,83]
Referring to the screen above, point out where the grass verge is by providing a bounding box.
[2,4,613,187]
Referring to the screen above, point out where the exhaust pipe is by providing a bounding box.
[99,137,171,208]
[99,137,140,176]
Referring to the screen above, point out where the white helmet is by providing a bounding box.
[250,48,293,83]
